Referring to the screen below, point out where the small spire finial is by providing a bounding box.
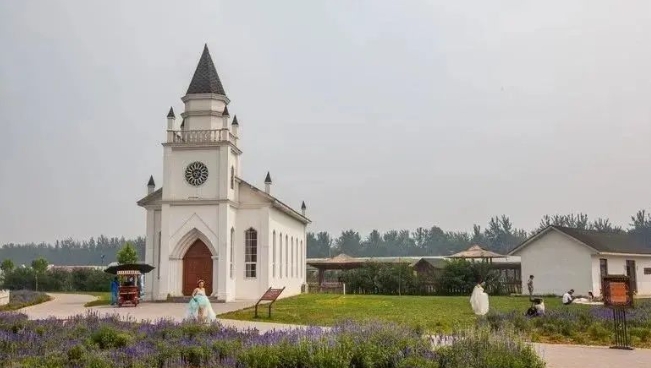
[167,107,175,118]
[301,201,306,210]
[264,172,272,184]
[223,105,230,116]
[147,175,155,187]
[232,115,239,125]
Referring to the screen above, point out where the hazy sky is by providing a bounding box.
[1,1,650,244]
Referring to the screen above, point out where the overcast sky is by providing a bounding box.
[1,1,650,244]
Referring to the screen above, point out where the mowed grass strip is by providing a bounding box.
[218,294,569,332]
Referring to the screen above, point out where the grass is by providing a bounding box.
[218,294,576,333]
[82,292,111,307]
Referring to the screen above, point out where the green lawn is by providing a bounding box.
[218,294,573,333]
[78,292,111,307]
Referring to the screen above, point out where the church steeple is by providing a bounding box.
[186,44,226,96]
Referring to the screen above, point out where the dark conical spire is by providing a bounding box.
[232,115,239,125]
[167,107,175,118]
[186,44,226,95]
[301,201,306,210]
[223,105,230,116]
[147,175,155,187]
[264,172,272,184]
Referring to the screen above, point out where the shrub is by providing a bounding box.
[2,267,112,292]
[0,290,51,311]
[435,259,500,296]
[340,263,423,295]
[436,327,545,368]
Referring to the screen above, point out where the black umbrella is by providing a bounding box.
[104,263,155,275]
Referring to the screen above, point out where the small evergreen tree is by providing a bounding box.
[116,242,139,264]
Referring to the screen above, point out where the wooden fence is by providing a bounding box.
[307,280,521,296]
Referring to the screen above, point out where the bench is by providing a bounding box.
[254,287,285,318]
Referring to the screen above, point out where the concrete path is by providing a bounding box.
[15,293,651,367]
[18,293,302,333]
[534,343,651,368]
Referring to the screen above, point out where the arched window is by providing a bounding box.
[230,166,234,189]
[272,231,276,278]
[230,228,235,279]
[291,237,294,278]
[245,228,257,278]
[279,233,283,279]
[285,235,289,278]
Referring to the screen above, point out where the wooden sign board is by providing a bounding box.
[603,275,633,309]
[260,288,284,301]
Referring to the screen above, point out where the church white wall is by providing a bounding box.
[163,148,222,201]
[234,206,269,300]
[514,230,594,296]
[268,207,307,299]
[184,98,226,114]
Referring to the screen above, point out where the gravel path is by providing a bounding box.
[16,293,651,367]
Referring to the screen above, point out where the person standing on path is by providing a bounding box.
[110,277,119,306]
[527,275,534,299]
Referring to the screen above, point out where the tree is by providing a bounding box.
[31,257,48,291]
[335,230,362,256]
[117,242,139,264]
[1,259,15,273]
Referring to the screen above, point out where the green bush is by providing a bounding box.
[437,327,545,368]
[340,263,423,295]
[1,267,112,292]
[90,326,133,349]
[435,259,500,295]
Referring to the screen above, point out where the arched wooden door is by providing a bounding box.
[182,240,213,296]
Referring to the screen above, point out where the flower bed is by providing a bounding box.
[481,299,651,348]
[0,312,545,368]
[0,290,51,312]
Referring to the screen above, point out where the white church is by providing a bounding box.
[137,45,310,302]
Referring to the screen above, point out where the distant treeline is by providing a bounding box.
[0,236,145,266]
[305,210,651,258]
[1,211,650,265]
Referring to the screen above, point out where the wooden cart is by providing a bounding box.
[117,270,141,307]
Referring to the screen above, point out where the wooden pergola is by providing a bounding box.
[306,254,412,287]
[449,245,522,293]
[449,245,504,263]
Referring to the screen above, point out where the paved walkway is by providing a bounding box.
[15,293,651,368]
[18,293,303,333]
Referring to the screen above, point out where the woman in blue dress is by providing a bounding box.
[186,280,216,323]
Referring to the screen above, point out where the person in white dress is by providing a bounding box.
[470,281,490,316]
[186,280,217,323]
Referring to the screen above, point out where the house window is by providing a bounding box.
[272,231,276,278]
[279,233,283,279]
[230,228,235,279]
[285,235,289,277]
[230,166,234,189]
[644,268,651,275]
[245,228,257,278]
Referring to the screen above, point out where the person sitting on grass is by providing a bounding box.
[526,298,545,317]
[562,289,575,305]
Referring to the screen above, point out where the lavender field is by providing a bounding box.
[0,312,544,368]
[483,299,651,347]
